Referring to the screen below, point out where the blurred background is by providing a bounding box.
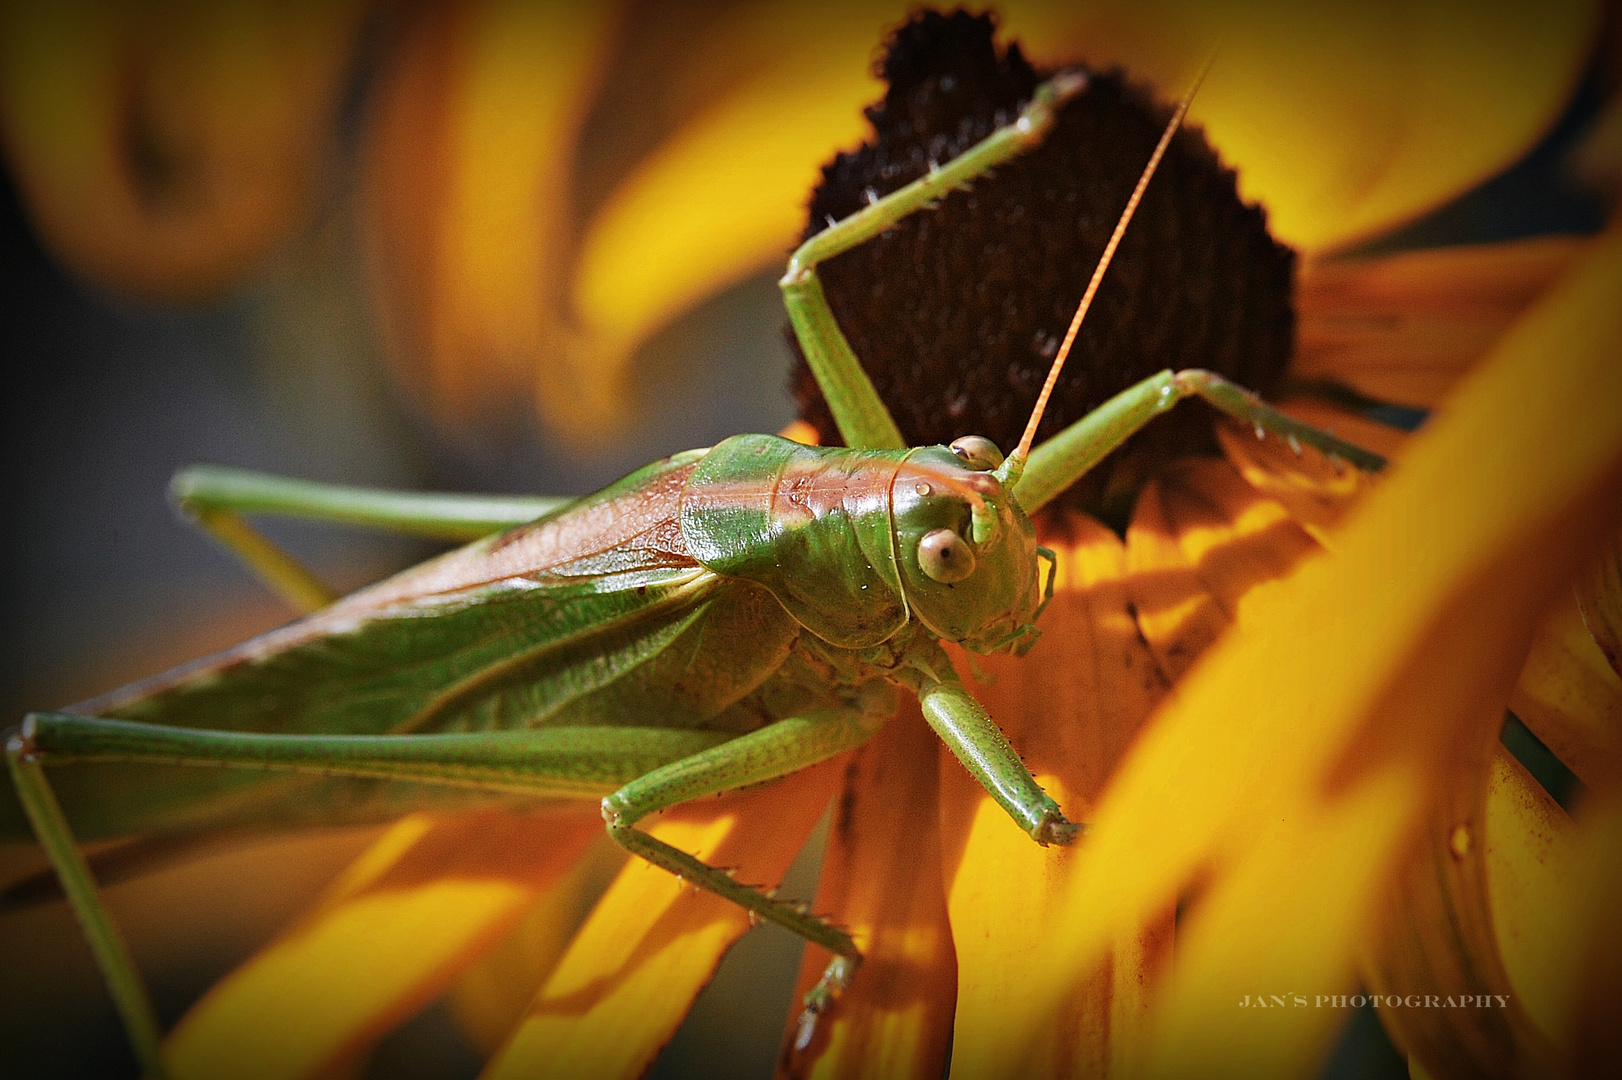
[0,1,1611,1077]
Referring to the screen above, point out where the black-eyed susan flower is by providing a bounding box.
[2,3,1616,1079]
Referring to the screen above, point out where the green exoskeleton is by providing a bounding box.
[5,62,1385,1078]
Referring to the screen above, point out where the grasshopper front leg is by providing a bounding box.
[898,640,1080,846]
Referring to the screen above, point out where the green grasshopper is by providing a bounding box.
[5,62,1384,1078]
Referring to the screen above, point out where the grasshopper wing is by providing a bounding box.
[19,451,803,840]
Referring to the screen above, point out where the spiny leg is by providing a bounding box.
[4,711,741,1071]
[601,705,888,1019]
[780,71,1089,451]
[1012,368,1388,513]
[170,464,570,613]
[9,709,883,1064]
[979,65,1383,511]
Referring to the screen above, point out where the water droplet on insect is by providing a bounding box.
[1253,423,1266,441]
[1449,825,1472,859]
[915,482,932,496]
[1287,435,1303,457]
[864,186,879,206]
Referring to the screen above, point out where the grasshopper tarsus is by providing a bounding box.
[788,953,862,1063]
[1037,813,1085,847]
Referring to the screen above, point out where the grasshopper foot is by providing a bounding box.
[1036,810,1086,846]
[790,953,861,1057]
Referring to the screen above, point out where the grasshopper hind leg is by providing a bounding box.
[5,724,169,1080]
[168,464,569,613]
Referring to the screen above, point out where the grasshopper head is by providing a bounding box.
[891,442,1043,654]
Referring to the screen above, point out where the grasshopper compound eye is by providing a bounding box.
[918,528,976,582]
[950,436,1004,471]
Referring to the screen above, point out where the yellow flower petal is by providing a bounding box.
[0,0,365,299]
[1215,409,1391,542]
[1011,220,1622,1072]
[1126,459,1318,682]
[447,836,625,1056]
[904,1,1599,250]
[1484,750,1584,1043]
[362,0,620,432]
[165,808,601,1080]
[376,0,1598,431]
[1362,741,1557,1078]
[578,0,1599,361]
[1564,789,1622,1071]
[1575,523,1622,678]
[939,515,1171,1078]
[568,2,894,432]
[777,705,955,1080]
[483,758,844,1080]
[1149,763,1420,1078]
[1295,237,1589,408]
[1509,592,1622,791]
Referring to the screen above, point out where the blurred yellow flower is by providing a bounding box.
[3,2,1618,1079]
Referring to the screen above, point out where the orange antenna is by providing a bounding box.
[1005,56,1214,473]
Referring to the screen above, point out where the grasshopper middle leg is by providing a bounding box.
[601,704,889,1013]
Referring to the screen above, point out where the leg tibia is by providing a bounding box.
[1013,368,1388,514]
[171,465,570,613]
[1173,370,1388,473]
[5,731,169,1079]
[601,708,886,961]
[900,643,1081,846]
[781,71,1088,450]
[607,824,859,961]
[171,465,566,541]
[187,506,337,613]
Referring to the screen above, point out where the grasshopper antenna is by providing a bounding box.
[1000,56,1214,486]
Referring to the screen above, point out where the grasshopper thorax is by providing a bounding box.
[890,444,1041,653]
[680,434,1041,653]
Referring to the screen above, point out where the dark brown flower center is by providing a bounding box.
[789,9,1295,525]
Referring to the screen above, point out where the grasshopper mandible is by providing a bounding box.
[4,37,1386,1079]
